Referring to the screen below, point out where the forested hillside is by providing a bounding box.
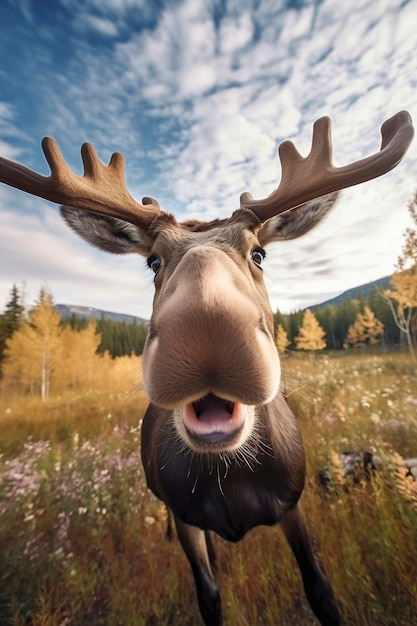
[56,303,147,325]
[274,283,402,350]
[63,315,148,357]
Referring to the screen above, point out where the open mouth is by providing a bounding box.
[183,393,245,443]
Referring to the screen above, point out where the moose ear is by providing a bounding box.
[60,206,153,256]
[258,192,339,246]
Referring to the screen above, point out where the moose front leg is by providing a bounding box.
[281,503,341,626]
[174,516,223,626]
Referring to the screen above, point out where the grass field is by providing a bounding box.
[0,351,416,625]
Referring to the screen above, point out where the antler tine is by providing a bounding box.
[0,138,161,227]
[241,111,414,222]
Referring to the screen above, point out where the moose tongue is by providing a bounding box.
[183,394,245,438]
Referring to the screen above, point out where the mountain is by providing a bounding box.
[309,275,391,311]
[56,304,148,325]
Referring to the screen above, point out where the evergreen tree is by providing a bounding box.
[0,284,25,362]
[274,310,291,335]
[315,305,338,349]
[337,298,362,347]
[96,318,148,357]
[344,306,384,349]
[288,310,303,346]
[60,316,148,358]
[295,309,326,351]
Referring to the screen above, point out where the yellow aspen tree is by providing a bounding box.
[276,324,290,354]
[93,348,115,392]
[3,289,63,399]
[384,190,417,359]
[2,324,40,393]
[110,354,144,394]
[344,322,361,349]
[60,321,101,390]
[344,306,384,348]
[295,309,326,351]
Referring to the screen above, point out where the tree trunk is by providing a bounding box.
[41,349,50,401]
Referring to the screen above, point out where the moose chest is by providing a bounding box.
[141,404,304,542]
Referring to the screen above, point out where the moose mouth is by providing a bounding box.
[183,393,245,443]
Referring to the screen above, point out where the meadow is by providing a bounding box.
[0,351,416,626]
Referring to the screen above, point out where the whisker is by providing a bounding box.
[216,462,226,497]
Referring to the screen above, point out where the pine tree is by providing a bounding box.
[315,305,338,349]
[0,284,25,362]
[295,309,326,351]
[96,318,148,357]
[337,298,362,346]
[276,324,290,354]
[344,306,384,348]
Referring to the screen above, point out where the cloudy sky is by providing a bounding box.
[0,0,416,319]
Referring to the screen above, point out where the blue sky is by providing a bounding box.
[1,0,416,318]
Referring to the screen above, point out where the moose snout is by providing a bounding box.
[141,245,280,410]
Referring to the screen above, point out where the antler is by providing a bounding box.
[0,138,161,227]
[240,110,414,222]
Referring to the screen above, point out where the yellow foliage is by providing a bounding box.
[295,309,326,351]
[3,291,63,399]
[2,291,114,398]
[110,354,144,394]
[344,306,384,348]
[385,267,417,311]
[383,190,417,359]
[276,324,290,354]
[59,321,101,389]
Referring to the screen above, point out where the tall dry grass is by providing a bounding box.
[0,351,416,625]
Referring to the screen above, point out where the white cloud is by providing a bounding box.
[179,64,217,99]
[0,102,29,158]
[0,194,153,318]
[73,13,120,37]
[1,0,417,317]
[59,0,153,17]
[219,11,254,54]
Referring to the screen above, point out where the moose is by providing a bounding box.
[0,111,414,625]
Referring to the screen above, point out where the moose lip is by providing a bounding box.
[183,394,245,442]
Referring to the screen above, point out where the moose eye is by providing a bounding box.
[251,248,266,268]
[147,255,162,275]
